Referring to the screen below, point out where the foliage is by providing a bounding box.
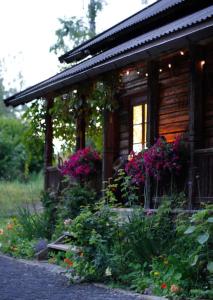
[65,204,118,280]
[0,218,35,258]
[60,147,101,183]
[59,184,98,219]
[16,206,53,240]
[0,117,27,180]
[0,173,43,217]
[50,0,106,56]
[125,136,188,185]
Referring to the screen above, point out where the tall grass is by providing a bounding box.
[0,173,43,217]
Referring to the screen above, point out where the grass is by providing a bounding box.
[0,173,43,217]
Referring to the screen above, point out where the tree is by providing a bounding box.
[50,0,106,56]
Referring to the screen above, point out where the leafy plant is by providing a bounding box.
[59,184,97,219]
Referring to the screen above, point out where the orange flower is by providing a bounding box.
[170,284,180,293]
[161,283,167,289]
[7,223,13,230]
[64,258,73,267]
[0,229,4,235]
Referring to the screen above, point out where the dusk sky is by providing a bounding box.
[0,0,156,91]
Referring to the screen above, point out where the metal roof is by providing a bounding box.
[59,0,186,63]
[4,5,213,107]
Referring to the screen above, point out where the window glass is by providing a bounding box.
[132,103,147,152]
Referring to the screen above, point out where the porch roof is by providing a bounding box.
[59,0,212,64]
[4,5,213,107]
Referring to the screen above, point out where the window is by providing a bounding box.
[133,103,147,152]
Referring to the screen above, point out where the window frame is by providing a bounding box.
[130,95,147,152]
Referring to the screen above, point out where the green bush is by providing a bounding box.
[59,184,98,219]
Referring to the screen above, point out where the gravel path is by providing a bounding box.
[0,255,145,300]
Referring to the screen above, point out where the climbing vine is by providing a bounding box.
[22,71,121,156]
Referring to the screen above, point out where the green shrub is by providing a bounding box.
[59,184,98,219]
[16,207,52,240]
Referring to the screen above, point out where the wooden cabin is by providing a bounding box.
[4,0,213,207]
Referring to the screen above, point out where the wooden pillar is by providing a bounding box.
[102,109,118,185]
[188,45,204,208]
[44,97,54,190]
[146,60,159,208]
[76,95,86,150]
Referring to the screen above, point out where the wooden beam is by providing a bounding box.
[44,97,54,190]
[146,60,159,208]
[76,95,86,150]
[102,109,119,184]
[188,45,204,208]
[147,60,159,147]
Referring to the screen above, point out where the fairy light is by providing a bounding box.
[126,70,130,75]
[159,68,163,73]
[180,51,184,56]
[145,73,148,77]
[200,60,205,69]
[168,63,172,69]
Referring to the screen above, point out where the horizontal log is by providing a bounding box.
[195,148,213,154]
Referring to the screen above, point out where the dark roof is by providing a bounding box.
[4,4,213,107]
[59,0,211,63]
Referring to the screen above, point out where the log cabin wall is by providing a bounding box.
[158,54,190,142]
[194,42,213,204]
[118,70,147,158]
[204,43,213,148]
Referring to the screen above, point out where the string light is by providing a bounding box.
[180,51,184,56]
[145,73,148,77]
[168,63,172,69]
[126,70,130,75]
[137,71,140,75]
[159,68,163,73]
[200,60,205,69]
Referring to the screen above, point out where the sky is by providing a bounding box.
[0,0,156,91]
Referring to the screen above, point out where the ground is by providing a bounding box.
[0,255,146,300]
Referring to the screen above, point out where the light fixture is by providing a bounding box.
[159,68,163,73]
[145,73,148,77]
[180,51,184,56]
[126,70,130,75]
[137,71,140,75]
[168,63,172,69]
[200,60,205,69]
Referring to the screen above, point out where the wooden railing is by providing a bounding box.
[194,148,213,204]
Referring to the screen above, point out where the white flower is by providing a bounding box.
[64,218,72,225]
[105,267,112,276]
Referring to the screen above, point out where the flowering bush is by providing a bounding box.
[125,151,146,185]
[125,136,187,184]
[60,147,101,183]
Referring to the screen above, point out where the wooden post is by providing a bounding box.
[102,109,118,186]
[76,95,86,150]
[146,60,159,208]
[44,97,54,190]
[188,45,204,208]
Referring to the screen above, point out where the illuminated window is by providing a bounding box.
[133,103,147,152]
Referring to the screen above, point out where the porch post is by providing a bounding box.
[76,95,86,150]
[44,97,54,190]
[102,108,118,185]
[146,60,159,208]
[188,45,204,208]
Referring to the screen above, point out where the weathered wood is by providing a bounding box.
[146,60,159,208]
[76,95,86,150]
[188,45,204,208]
[44,97,54,191]
[147,61,159,147]
[102,109,119,183]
